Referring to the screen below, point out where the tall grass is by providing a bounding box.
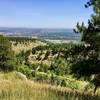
[0,79,100,100]
[11,40,46,54]
[0,72,99,100]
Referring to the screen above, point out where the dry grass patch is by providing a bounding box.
[12,40,46,54]
[0,75,100,100]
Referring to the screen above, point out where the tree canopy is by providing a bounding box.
[72,0,100,93]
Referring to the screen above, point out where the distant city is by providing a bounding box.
[0,27,80,41]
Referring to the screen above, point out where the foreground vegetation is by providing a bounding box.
[0,36,100,99]
[0,35,100,99]
[0,72,100,100]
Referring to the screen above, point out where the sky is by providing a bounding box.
[0,0,93,28]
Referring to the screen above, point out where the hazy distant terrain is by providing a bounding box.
[0,27,80,41]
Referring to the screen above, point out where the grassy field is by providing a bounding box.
[0,72,100,100]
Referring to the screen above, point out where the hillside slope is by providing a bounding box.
[0,72,99,100]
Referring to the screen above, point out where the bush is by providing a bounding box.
[49,58,70,76]
[34,72,48,82]
[17,65,32,78]
[38,63,49,73]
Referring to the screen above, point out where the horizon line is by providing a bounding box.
[0,26,74,29]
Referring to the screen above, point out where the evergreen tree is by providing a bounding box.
[72,0,100,93]
[0,35,14,71]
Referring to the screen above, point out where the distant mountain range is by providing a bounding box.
[0,27,80,40]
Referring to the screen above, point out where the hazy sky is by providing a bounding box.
[0,0,93,28]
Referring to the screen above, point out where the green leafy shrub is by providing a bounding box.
[49,58,70,76]
[34,72,48,82]
[17,65,32,78]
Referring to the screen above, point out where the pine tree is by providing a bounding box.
[72,0,100,93]
[0,35,14,71]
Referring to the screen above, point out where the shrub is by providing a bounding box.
[17,65,32,78]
